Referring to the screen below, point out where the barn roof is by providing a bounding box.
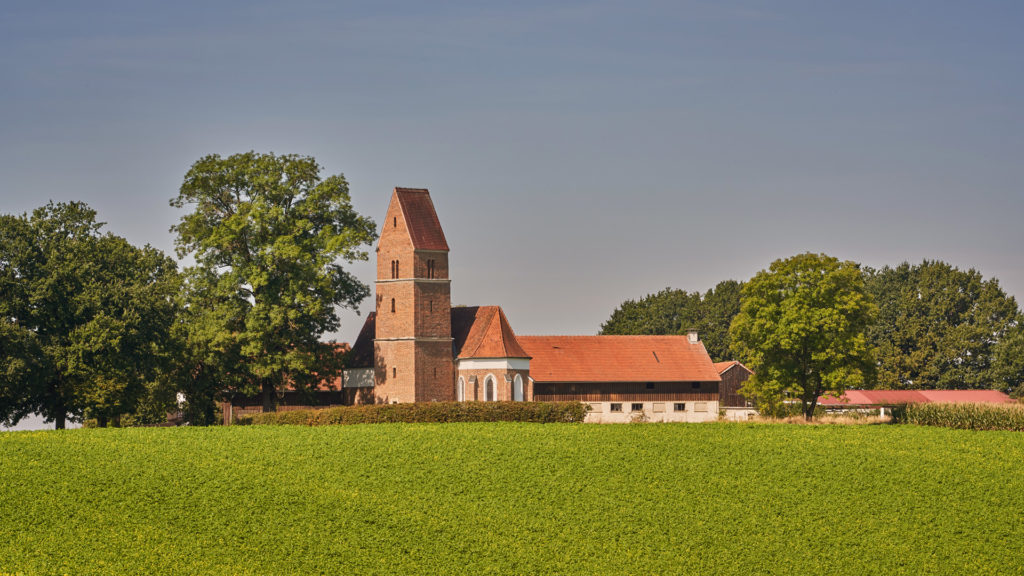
[819,389,1015,406]
[714,360,753,375]
[518,335,721,383]
[394,188,449,251]
[452,306,530,359]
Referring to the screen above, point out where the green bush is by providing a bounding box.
[242,401,589,426]
[892,402,1024,431]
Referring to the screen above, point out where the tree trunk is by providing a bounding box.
[262,380,277,412]
[52,383,66,430]
[97,414,108,428]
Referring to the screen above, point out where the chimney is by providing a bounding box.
[686,330,699,344]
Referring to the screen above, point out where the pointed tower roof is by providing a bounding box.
[393,188,449,251]
[451,306,530,359]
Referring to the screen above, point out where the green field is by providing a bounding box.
[2,423,1023,575]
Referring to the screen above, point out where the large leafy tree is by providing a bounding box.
[0,202,179,428]
[864,261,1021,391]
[993,325,1024,398]
[730,253,875,419]
[600,280,742,362]
[170,152,376,412]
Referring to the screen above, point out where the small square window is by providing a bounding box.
[691,382,701,390]
[646,383,654,390]
[674,403,686,412]
[631,403,644,412]
[610,403,623,413]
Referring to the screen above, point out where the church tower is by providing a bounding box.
[373,188,454,403]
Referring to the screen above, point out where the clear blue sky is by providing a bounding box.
[2,0,1022,346]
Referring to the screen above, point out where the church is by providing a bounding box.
[342,188,738,423]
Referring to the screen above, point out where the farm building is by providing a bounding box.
[337,187,726,423]
[818,389,1015,417]
[714,361,757,420]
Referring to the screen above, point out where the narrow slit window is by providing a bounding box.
[391,298,395,313]
[392,367,396,378]
[393,216,397,227]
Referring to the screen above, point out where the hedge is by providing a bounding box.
[891,402,1024,431]
[240,401,590,426]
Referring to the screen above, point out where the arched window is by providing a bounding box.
[457,377,465,402]
[513,374,524,402]
[484,376,496,402]
[390,298,395,313]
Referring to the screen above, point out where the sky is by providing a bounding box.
[1,0,1023,349]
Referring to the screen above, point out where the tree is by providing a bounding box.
[170,152,377,412]
[599,280,742,362]
[730,253,875,419]
[0,202,179,428]
[864,261,1021,391]
[992,324,1024,398]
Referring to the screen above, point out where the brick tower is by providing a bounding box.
[373,188,454,403]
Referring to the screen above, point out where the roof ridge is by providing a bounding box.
[463,306,498,359]
[494,307,530,358]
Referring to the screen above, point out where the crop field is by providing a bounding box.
[2,423,1023,575]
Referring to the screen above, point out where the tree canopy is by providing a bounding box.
[0,202,179,428]
[729,253,875,419]
[170,152,377,411]
[865,261,1022,392]
[599,280,742,362]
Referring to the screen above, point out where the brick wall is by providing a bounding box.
[416,341,456,402]
[373,340,417,403]
[455,368,532,402]
[414,281,451,338]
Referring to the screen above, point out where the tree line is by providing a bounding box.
[602,254,1024,417]
[1,152,376,428]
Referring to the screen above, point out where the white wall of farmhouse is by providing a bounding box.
[583,400,721,423]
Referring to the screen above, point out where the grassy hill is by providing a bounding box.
[2,422,1023,575]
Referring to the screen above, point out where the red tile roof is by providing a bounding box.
[394,188,449,251]
[919,390,1015,404]
[452,306,530,359]
[819,389,1015,406]
[518,335,721,383]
